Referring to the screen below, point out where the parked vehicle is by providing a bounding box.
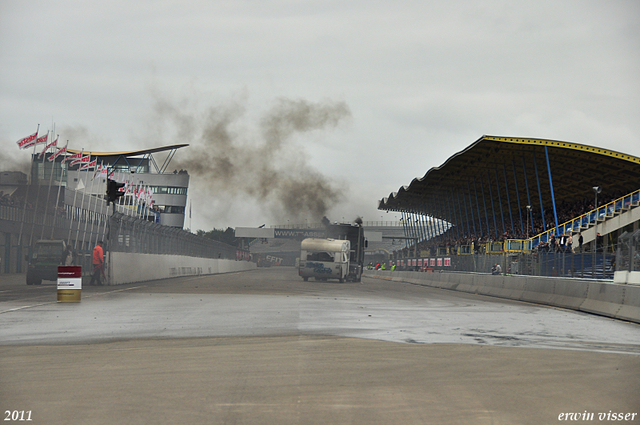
[26,240,66,285]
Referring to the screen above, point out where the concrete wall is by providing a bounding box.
[109,252,256,285]
[365,270,640,324]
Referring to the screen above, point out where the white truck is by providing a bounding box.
[299,238,350,282]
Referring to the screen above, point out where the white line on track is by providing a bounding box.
[0,285,147,314]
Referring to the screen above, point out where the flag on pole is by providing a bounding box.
[79,158,97,170]
[38,136,57,159]
[15,132,38,149]
[69,155,90,167]
[93,162,108,179]
[63,151,83,164]
[34,132,49,146]
[92,163,102,179]
[48,144,68,162]
[137,183,144,202]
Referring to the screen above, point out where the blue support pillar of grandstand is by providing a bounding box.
[413,212,425,241]
[457,189,469,239]
[417,210,426,242]
[408,211,416,242]
[471,181,482,238]
[416,208,424,242]
[408,211,417,243]
[431,214,438,240]
[400,212,409,249]
[424,210,433,242]
[407,211,415,241]
[416,209,425,242]
[494,168,506,237]
[438,198,451,238]
[521,156,535,237]
[479,177,491,239]
[438,195,448,237]
[429,200,438,240]
[487,168,504,240]
[434,196,444,239]
[503,164,515,238]
[404,212,413,250]
[429,213,436,241]
[511,160,524,237]
[544,146,560,235]
[532,152,547,232]
[441,194,450,239]
[423,212,431,242]
[424,212,431,242]
[449,190,460,240]
[464,187,476,238]
[429,205,438,240]
[487,171,500,240]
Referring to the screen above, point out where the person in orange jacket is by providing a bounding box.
[89,240,104,286]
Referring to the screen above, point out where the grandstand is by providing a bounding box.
[378,136,640,278]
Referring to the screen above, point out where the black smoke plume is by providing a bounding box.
[153,95,351,226]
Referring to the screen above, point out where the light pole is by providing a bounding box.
[593,186,601,209]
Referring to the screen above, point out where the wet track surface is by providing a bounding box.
[1,267,639,354]
[2,267,640,425]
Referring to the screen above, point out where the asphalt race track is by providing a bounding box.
[1,267,639,424]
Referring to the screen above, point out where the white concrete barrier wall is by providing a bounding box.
[109,252,256,285]
[365,270,640,324]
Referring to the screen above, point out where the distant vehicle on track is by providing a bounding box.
[299,218,368,283]
[299,238,350,282]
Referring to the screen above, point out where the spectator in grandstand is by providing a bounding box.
[537,240,549,252]
[559,234,566,252]
[578,232,584,252]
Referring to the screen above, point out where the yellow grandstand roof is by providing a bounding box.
[379,135,640,226]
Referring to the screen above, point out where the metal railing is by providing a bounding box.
[108,212,239,259]
[527,189,640,249]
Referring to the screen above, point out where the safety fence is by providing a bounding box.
[617,229,640,274]
[1,191,246,275]
[390,251,617,280]
[108,212,241,259]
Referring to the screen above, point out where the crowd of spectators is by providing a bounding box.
[398,190,630,256]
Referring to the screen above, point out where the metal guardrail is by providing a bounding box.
[528,189,640,249]
[388,251,616,279]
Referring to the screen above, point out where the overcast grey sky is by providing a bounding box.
[1,0,639,231]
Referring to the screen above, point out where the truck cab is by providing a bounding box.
[299,238,350,283]
[26,240,66,285]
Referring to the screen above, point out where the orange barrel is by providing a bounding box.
[57,266,82,303]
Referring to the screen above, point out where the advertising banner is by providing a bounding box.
[57,266,82,303]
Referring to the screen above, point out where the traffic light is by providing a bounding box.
[106,179,126,205]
